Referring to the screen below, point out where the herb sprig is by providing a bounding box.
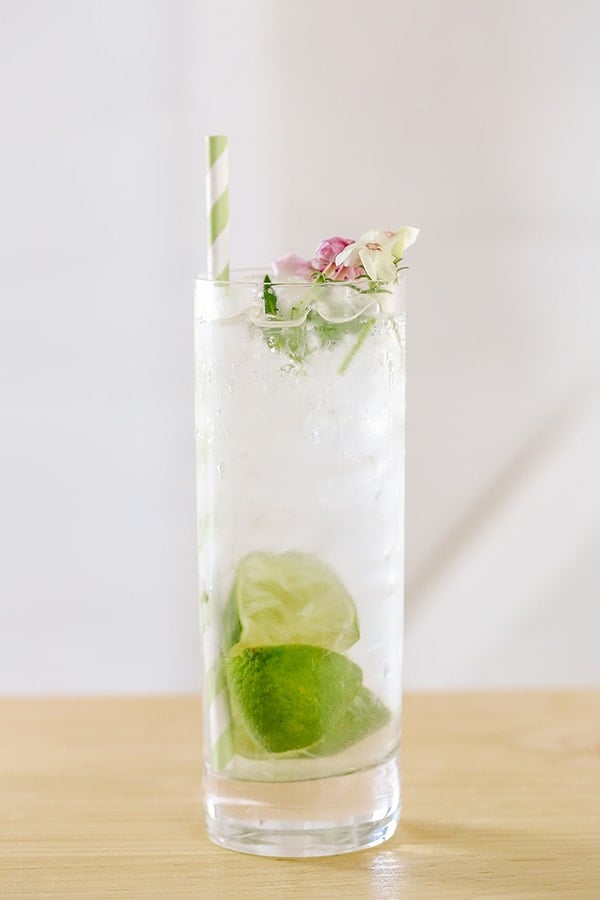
[262,274,278,316]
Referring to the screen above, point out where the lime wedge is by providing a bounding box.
[226,551,359,652]
[225,644,362,753]
[228,686,390,761]
[303,686,390,757]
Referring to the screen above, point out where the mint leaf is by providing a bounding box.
[266,325,309,366]
[263,274,278,316]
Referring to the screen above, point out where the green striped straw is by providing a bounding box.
[203,135,234,769]
[206,135,230,281]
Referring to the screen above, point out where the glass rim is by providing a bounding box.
[194,268,407,288]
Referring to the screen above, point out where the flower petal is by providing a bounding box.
[358,247,397,282]
[272,253,315,280]
[390,226,419,259]
[335,243,362,267]
[359,228,389,245]
[314,236,354,270]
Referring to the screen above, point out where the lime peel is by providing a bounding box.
[225,644,362,753]
[301,685,391,757]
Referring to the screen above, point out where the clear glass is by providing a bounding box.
[194,271,406,857]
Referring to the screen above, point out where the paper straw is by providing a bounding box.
[206,135,230,281]
[202,135,234,768]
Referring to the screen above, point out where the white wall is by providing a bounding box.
[1,0,599,693]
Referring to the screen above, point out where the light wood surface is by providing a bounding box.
[1,692,599,898]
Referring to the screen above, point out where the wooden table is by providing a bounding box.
[1,692,599,898]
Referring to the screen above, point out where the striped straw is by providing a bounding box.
[202,135,234,769]
[206,135,230,281]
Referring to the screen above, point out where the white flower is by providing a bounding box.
[386,226,419,260]
[335,226,419,282]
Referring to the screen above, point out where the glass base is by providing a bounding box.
[203,756,400,858]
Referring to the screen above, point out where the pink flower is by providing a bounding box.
[313,236,354,270]
[332,263,365,281]
[272,252,315,281]
[313,236,364,281]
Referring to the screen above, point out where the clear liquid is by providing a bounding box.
[204,756,400,857]
[195,309,405,855]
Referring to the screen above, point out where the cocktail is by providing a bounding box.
[196,136,417,857]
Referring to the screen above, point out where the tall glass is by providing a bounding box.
[194,271,406,857]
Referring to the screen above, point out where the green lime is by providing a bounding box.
[228,686,390,760]
[303,686,390,757]
[225,551,359,652]
[225,644,362,753]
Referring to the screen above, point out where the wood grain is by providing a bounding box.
[1,692,599,898]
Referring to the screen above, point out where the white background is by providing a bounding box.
[1,0,599,694]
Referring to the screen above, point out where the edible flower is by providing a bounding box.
[311,237,361,280]
[335,227,419,283]
[272,252,315,281]
[273,226,418,285]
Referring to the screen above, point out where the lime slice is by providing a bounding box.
[228,686,390,761]
[225,644,362,753]
[226,551,359,652]
[303,686,390,757]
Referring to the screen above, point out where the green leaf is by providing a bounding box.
[263,274,278,316]
[266,324,309,366]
